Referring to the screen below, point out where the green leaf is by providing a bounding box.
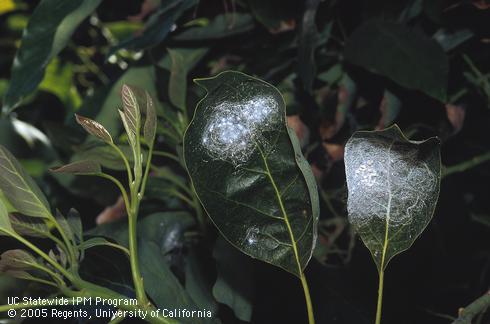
[213,237,253,322]
[174,14,254,41]
[9,214,49,238]
[159,48,208,112]
[108,0,198,56]
[143,91,157,146]
[248,0,299,30]
[0,249,37,271]
[298,0,321,92]
[67,208,83,244]
[344,20,448,101]
[344,124,441,272]
[50,160,102,175]
[0,145,51,218]
[55,210,75,244]
[0,199,13,235]
[78,237,128,256]
[75,114,113,144]
[2,0,102,113]
[88,212,218,323]
[183,71,319,277]
[71,144,145,171]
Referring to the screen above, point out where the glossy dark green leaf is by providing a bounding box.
[184,71,319,277]
[2,0,102,113]
[298,0,321,92]
[108,0,197,56]
[344,20,448,101]
[174,14,254,41]
[433,28,473,52]
[0,145,51,218]
[0,199,13,235]
[248,0,298,30]
[75,114,113,144]
[88,212,218,323]
[344,125,441,271]
[213,237,253,322]
[50,160,102,175]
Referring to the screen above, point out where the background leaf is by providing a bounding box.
[344,125,441,271]
[184,71,319,277]
[212,237,253,322]
[344,20,448,101]
[2,0,102,113]
[108,0,198,56]
[0,199,13,235]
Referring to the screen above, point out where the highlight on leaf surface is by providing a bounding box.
[344,124,441,271]
[0,145,52,219]
[183,71,319,277]
[75,114,113,144]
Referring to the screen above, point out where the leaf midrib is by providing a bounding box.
[256,144,304,276]
[380,140,395,271]
[0,149,50,218]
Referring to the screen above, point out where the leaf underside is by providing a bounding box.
[183,71,319,277]
[344,125,441,272]
[0,145,51,219]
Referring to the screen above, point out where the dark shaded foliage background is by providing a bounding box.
[0,0,489,323]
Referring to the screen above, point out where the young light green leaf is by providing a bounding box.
[0,199,14,235]
[9,214,49,238]
[344,124,441,272]
[50,160,102,175]
[0,145,51,218]
[78,237,129,256]
[75,114,113,144]
[55,210,75,244]
[184,71,319,277]
[67,208,82,244]
[143,91,157,146]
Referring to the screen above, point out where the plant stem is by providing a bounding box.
[451,290,490,324]
[443,152,490,178]
[375,269,385,324]
[127,189,146,304]
[1,229,72,280]
[110,143,133,184]
[300,272,315,324]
